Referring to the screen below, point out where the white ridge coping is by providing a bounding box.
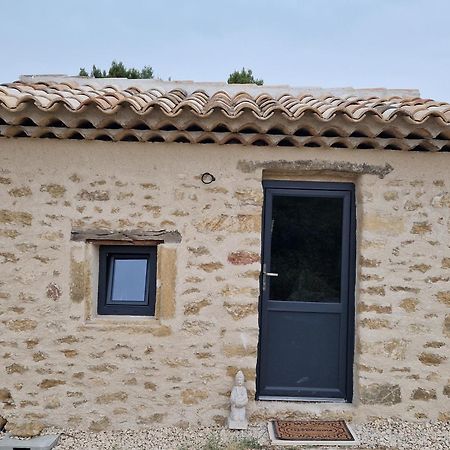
[19,75,420,99]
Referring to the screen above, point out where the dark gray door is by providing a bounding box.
[256,181,356,402]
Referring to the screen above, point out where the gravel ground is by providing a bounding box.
[4,420,449,450]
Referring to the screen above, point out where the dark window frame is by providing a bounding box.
[98,245,157,316]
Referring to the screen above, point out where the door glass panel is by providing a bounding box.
[269,195,343,302]
[110,258,148,302]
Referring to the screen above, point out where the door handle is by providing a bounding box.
[262,264,278,291]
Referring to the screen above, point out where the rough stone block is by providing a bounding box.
[360,383,402,405]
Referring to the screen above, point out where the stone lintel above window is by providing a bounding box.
[71,228,182,245]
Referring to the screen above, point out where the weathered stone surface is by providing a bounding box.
[431,192,450,208]
[361,257,381,268]
[71,228,181,243]
[436,291,450,306]
[57,335,79,344]
[390,286,420,294]
[409,264,431,273]
[358,302,391,314]
[96,392,128,404]
[237,159,393,178]
[233,189,263,206]
[88,363,118,373]
[156,245,177,319]
[5,421,44,437]
[363,214,404,235]
[0,251,18,263]
[360,318,392,329]
[383,191,398,201]
[188,246,209,256]
[89,416,111,432]
[195,214,260,233]
[361,286,386,296]
[181,320,212,335]
[0,229,19,239]
[40,184,66,198]
[61,349,78,358]
[411,221,432,235]
[221,285,258,298]
[227,251,260,265]
[400,298,419,312]
[182,288,200,295]
[149,325,172,337]
[239,270,260,279]
[0,415,6,430]
[418,352,446,366]
[411,388,437,401]
[46,282,62,301]
[360,383,401,405]
[0,388,13,404]
[424,341,444,348]
[9,186,32,197]
[404,200,422,211]
[444,315,450,338]
[38,379,66,389]
[198,262,223,272]
[6,319,37,331]
[443,384,450,397]
[2,141,450,428]
[0,210,32,226]
[438,412,450,421]
[77,189,110,201]
[224,302,258,320]
[223,344,257,357]
[6,363,28,374]
[137,414,166,424]
[44,396,61,409]
[181,389,208,405]
[360,339,409,360]
[70,258,89,303]
[164,357,190,368]
[184,298,211,315]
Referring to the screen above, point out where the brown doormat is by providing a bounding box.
[273,420,355,442]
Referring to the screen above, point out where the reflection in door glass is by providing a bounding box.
[269,195,343,302]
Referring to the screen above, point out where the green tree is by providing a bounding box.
[78,61,154,79]
[227,68,263,85]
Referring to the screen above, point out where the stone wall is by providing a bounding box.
[0,139,449,431]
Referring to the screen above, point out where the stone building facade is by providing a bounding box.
[0,78,449,432]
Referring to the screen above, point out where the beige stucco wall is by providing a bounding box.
[0,138,449,431]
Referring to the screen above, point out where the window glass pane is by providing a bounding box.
[269,195,343,302]
[110,258,147,302]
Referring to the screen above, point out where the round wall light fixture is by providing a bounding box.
[201,172,216,184]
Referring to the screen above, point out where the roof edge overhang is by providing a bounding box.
[1,104,449,153]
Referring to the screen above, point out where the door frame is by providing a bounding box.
[256,180,356,402]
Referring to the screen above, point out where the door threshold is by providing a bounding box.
[258,395,347,403]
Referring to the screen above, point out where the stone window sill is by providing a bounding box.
[78,315,171,336]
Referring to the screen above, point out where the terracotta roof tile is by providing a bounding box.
[1,79,450,152]
[1,80,449,123]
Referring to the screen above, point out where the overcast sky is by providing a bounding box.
[2,0,450,101]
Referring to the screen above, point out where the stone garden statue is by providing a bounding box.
[228,370,248,430]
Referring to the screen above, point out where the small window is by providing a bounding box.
[98,245,157,316]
